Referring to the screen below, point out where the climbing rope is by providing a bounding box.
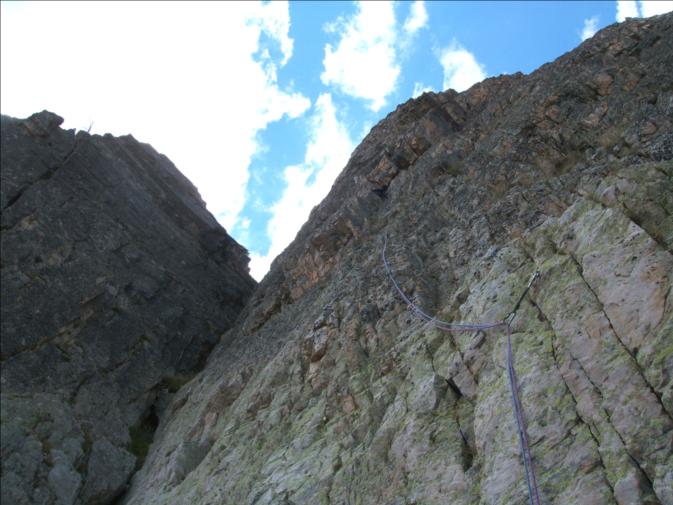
[507,322,541,505]
[382,236,541,505]
[382,236,504,331]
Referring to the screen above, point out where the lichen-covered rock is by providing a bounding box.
[0,113,256,504]
[119,13,673,505]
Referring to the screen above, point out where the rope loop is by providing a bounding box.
[382,235,541,505]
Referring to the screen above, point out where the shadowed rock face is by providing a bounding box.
[121,14,672,505]
[0,112,256,505]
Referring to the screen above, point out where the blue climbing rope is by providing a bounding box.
[382,236,541,505]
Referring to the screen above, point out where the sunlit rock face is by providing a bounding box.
[121,13,672,505]
[0,112,256,505]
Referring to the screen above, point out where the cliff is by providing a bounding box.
[0,112,256,505]
[122,14,672,505]
[2,12,673,505]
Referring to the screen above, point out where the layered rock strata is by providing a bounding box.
[0,112,256,505]
[124,14,673,505]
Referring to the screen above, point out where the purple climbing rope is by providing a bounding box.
[507,321,541,505]
[382,236,541,505]
[382,236,504,332]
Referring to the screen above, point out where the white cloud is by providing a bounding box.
[412,82,435,97]
[616,0,640,20]
[399,1,429,56]
[249,93,354,280]
[403,1,429,35]
[0,1,310,232]
[616,0,672,21]
[320,1,433,110]
[321,1,400,111]
[580,16,599,41]
[638,0,673,16]
[248,1,294,67]
[439,42,487,93]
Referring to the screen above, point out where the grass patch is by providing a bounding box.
[162,373,194,393]
[129,408,159,470]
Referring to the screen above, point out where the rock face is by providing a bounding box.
[121,14,672,505]
[0,113,256,505]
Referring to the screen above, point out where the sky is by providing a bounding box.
[2,1,672,281]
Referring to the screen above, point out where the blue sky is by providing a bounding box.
[1,1,671,280]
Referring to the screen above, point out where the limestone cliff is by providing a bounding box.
[121,14,673,505]
[0,112,256,505]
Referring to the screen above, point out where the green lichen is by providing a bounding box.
[162,373,194,393]
[129,415,157,470]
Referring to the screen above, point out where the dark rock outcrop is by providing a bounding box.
[0,112,256,505]
[122,14,672,505]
